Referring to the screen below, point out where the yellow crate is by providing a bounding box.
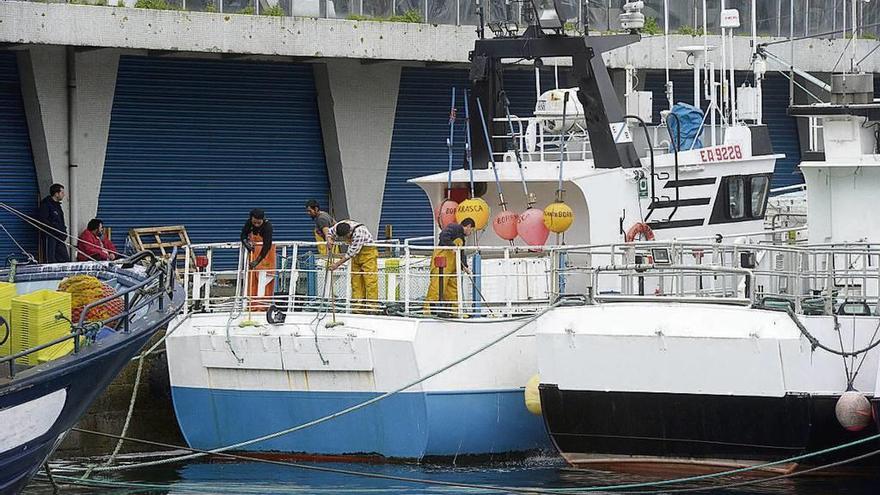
[11,290,73,366]
[0,281,15,309]
[0,307,10,357]
[0,281,13,357]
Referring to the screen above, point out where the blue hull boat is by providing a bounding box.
[0,256,184,494]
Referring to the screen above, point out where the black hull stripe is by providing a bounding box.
[649,198,711,209]
[664,178,717,188]
[648,219,704,230]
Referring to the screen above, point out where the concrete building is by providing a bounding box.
[1,0,878,259]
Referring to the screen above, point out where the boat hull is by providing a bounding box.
[540,386,880,473]
[172,386,548,458]
[0,262,185,494]
[0,328,159,494]
[166,312,552,459]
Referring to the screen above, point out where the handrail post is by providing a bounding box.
[183,245,191,316]
[345,256,352,313]
[504,246,513,314]
[204,247,214,311]
[455,248,463,318]
[288,244,299,313]
[404,246,411,314]
[123,291,130,333]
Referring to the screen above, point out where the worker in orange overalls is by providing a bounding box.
[424,217,475,315]
[240,208,275,310]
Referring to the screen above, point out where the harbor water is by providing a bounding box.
[21,454,880,494]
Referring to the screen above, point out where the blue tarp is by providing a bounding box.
[667,102,704,152]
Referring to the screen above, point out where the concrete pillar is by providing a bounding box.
[71,48,120,236]
[17,46,119,239]
[314,60,401,235]
[17,46,69,209]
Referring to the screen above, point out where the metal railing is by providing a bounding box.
[16,0,880,38]
[180,230,880,321]
[0,251,177,378]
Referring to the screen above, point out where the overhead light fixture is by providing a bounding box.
[619,1,645,32]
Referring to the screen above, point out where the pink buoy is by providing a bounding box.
[436,199,459,228]
[518,208,550,246]
[835,391,873,432]
[493,209,519,241]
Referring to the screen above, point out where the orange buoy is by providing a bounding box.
[493,209,519,240]
[518,208,550,246]
[436,199,459,228]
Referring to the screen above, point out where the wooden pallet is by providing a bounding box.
[128,225,193,265]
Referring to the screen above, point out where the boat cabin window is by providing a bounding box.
[728,177,745,220]
[709,173,773,224]
[750,176,770,218]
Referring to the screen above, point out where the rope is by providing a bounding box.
[69,428,544,494]
[786,306,880,358]
[0,223,36,263]
[65,427,880,494]
[72,301,564,473]
[626,447,880,494]
[0,202,126,262]
[77,311,196,479]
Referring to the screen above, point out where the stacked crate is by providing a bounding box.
[10,289,73,366]
[0,281,15,357]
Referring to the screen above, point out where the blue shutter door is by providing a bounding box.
[645,71,802,188]
[97,56,330,252]
[0,52,39,262]
[380,67,560,240]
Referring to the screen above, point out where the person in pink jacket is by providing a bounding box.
[76,218,118,261]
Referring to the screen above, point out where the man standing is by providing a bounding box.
[37,183,70,263]
[76,218,118,261]
[327,220,377,314]
[305,199,336,255]
[425,218,475,315]
[240,209,275,309]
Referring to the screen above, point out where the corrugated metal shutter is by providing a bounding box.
[380,67,563,240]
[98,56,329,255]
[644,71,802,188]
[0,52,39,262]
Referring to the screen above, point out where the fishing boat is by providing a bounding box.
[534,37,880,473]
[164,0,782,460]
[0,253,184,494]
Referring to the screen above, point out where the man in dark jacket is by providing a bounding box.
[37,183,70,263]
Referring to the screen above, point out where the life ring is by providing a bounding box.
[625,222,655,242]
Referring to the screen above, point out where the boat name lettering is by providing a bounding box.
[699,144,742,163]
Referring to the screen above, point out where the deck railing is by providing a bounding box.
[181,229,880,320]
[0,250,177,378]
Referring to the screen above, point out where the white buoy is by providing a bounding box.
[835,391,873,432]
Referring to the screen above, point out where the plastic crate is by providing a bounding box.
[11,290,73,366]
[0,281,15,307]
[0,281,13,356]
[0,307,10,357]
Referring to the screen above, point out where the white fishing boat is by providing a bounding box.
[534,14,880,472]
[164,0,783,460]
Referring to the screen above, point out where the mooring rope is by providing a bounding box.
[60,428,880,495]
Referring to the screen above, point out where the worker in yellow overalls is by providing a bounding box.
[327,220,378,314]
[240,208,275,310]
[425,218,475,315]
[305,199,338,256]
